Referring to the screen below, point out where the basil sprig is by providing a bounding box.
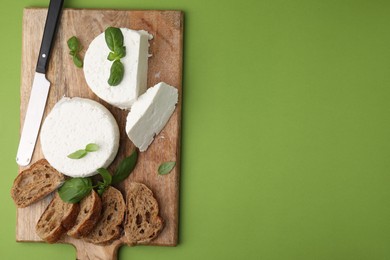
[58,177,93,203]
[105,27,126,86]
[107,46,126,61]
[95,168,112,196]
[67,143,99,159]
[67,36,83,68]
[58,150,139,203]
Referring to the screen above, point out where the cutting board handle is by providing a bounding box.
[72,240,122,260]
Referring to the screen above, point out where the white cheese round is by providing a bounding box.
[126,82,178,151]
[40,97,120,177]
[84,28,152,110]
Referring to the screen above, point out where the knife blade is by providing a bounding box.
[16,0,64,166]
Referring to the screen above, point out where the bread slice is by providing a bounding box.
[11,159,65,208]
[83,186,125,244]
[35,192,80,243]
[67,190,102,238]
[124,182,164,245]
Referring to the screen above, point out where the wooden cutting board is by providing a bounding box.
[17,8,183,259]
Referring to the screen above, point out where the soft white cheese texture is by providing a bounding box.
[84,28,153,110]
[126,82,178,152]
[40,97,120,177]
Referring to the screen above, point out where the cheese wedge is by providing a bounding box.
[125,82,178,151]
[84,28,152,110]
[40,97,120,177]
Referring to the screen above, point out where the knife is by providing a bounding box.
[16,0,64,166]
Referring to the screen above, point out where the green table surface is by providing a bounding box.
[2,0,390,259]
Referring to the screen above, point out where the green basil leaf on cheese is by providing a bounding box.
[67,149,87,159]
[114,46,126,59]
[85,143,99,152]
[107,47,126,61]
[68,143,98,159]
[104,27,126,86]
[108,60,125,86]
[107,52,117,61]
[112,150,138,185]
[158,161,176,175]
[105,27,123,52]
[58,177,93,203]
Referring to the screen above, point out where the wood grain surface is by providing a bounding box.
[17,8,183,259]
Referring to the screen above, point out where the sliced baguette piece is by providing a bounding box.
[35,192,80,243]
[124,182,164,245]
[83,186,125,244]
[67,190,102,238]
[11,159,65,208]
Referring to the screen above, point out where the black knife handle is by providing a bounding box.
[36,0,64,74]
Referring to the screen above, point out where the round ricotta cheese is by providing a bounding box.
[84,28,152,110]
[40,97,120,177]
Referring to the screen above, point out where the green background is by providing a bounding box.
[1,0,390,259]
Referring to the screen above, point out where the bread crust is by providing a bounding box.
[35,193,80,243]
[11,159,65,208]
[124,182,164,245]
[67,190,102,238]
[83,186,125,245]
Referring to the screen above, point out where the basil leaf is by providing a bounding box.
[96,184,106,196]
[107,52,117,61]
[96,168,112,196]
[67,36,83,68]
[85,143,99,152]
[107,60,124,86]
[73,55,83,68]
[67,36,79,52]
[112,150,138,184]
[114,46,126,59]
[68,143,98,159]
[158,161,176,175]
[104,27,126,86]
[105,27,123,52]
[97,168,112,185]
[58,177,92,203]
[107,46,126,61]
[67,149,87,159]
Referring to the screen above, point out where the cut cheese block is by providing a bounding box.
[40,97,120,177]
[84,28,153,110]
[126,82,178,151]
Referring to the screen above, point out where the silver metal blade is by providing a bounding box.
[16,72,51,166]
